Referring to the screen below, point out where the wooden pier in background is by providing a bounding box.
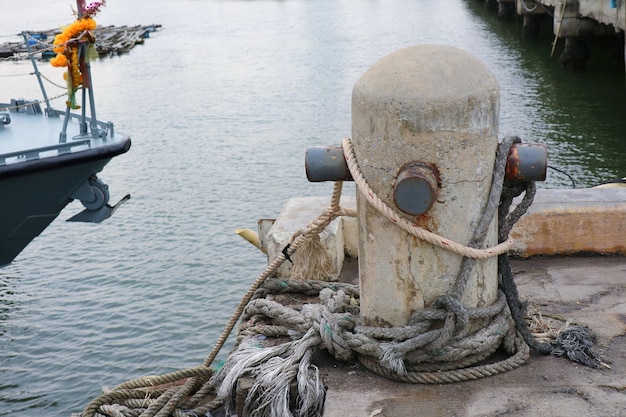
[0,24,161,60]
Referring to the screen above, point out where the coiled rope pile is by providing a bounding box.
[77,135,603,417]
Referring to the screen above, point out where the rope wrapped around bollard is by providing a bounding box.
[78,136,603,417]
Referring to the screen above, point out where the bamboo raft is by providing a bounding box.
[0,24,160,60]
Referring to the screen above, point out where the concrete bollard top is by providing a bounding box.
[353,44,500,133]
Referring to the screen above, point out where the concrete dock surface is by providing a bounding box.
[320,255,626,417]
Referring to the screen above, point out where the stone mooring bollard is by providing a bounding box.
[305,45,546,329]
[351,45,501,327]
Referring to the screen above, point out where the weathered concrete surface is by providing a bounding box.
[541,0,625,34]
[258,192,626,416]
[321,256,626,417]
[351,45,500,327]
[263,196,355,280]
[509,188,626,257]
[505,0,624,33]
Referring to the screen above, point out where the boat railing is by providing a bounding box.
[21,30,109,144]
[0,138,91,166]
[47,107,115,141]
[22,32,53,116]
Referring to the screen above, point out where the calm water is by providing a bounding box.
[0,1,624,415]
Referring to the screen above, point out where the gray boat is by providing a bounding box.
[0,31,131,266]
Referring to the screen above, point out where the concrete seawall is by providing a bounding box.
[480,0,625,69]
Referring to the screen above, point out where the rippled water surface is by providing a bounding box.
[0,1,624,415]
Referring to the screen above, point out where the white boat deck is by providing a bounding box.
[0,100,123,166]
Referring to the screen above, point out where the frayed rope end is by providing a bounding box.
[550,325,610,369]
[290,234,337,282]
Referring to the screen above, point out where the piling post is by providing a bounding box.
[351,45,501,327]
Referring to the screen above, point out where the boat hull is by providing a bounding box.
[0,135,130,265]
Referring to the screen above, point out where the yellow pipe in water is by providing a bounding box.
[236,228,266,253]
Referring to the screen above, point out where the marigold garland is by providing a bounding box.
[51,17,97,58]
[50,1,106,109]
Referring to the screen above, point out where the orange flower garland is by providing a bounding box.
[50,17,97,109]
[50,17,96,64]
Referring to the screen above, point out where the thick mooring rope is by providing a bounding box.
[78,135,602,417]
[79,183,350,417]
[226,280,529,387]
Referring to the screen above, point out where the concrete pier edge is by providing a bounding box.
[262,187,626,265]
[258,187,626,416]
